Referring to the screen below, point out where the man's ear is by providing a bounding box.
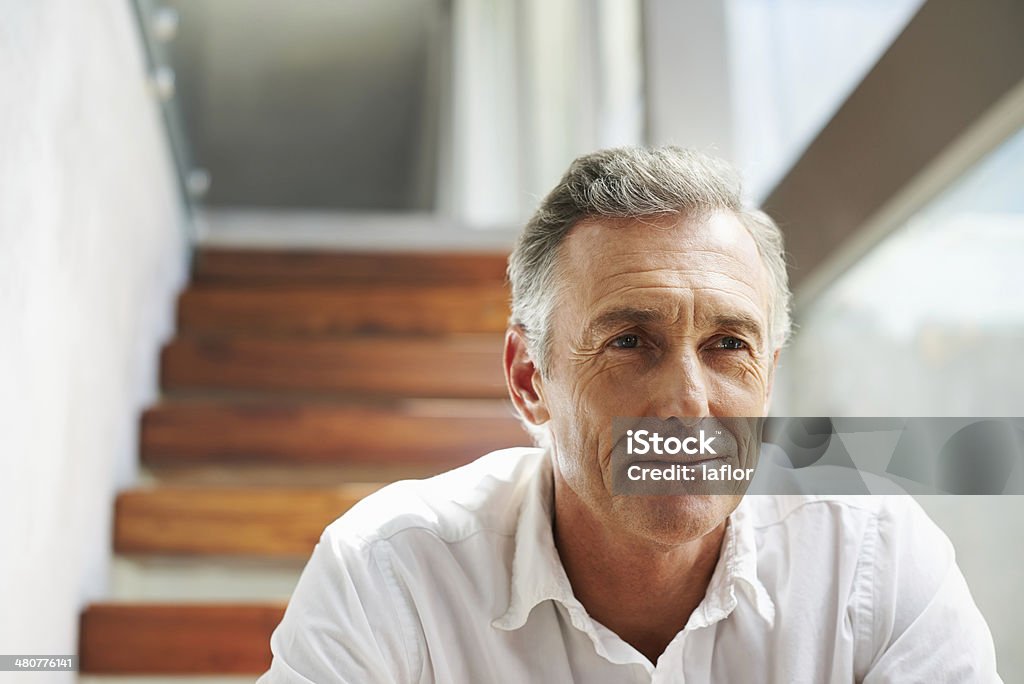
[503,326,550,426]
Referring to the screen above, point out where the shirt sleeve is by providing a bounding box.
[857,497,1001,683]
[257,531,418,684]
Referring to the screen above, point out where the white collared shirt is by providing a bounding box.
[259,448,1000,683]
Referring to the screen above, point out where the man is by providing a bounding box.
[259,147,999,682]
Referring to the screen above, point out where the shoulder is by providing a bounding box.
[741,494,956,600]
[321,447,547,555]
[266,448,548,680]
[743,494,961,628]
[742,498,996,678]
[742,492,947,545]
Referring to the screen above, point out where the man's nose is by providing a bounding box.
[652,351,709,421]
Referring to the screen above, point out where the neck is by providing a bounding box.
[552,475,727,664]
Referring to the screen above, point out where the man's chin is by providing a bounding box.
[608,493,738,546]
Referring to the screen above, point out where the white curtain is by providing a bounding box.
[448,0,645,227]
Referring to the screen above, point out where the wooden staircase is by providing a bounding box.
[79,248,527,676]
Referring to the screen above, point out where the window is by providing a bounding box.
[775,125,1024,416]
[726,0,925,202]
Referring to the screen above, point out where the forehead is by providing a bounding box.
[557,211,772,327]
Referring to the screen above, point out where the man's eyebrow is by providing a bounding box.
[699,311,766,347]
[583,307,673,337]
[582,306,768,346]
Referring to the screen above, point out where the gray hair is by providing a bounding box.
[507,146,792,376]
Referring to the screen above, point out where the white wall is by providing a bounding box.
[0,0,187,675]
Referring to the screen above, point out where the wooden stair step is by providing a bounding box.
[177,283,510,335]
[142,399,527,467]
[162,334,507,398]
[114,486,377,557]
[79,602,283,674]
[192,248,509,285]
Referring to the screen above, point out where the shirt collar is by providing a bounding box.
[492,453,577,631]
[492,455,775,633]
[689,495,776,629]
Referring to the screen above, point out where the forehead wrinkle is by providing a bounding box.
[557,221,775,342]
[563,214,759,259]
[583,303,679,335]
[589,249,766,286]
[691,285,769,341]
[691,284,766,315]
[588,267,766,315]
[561,232,771,308]
[579,282,768,346]
[595,248,759,282]
[585,282,691,317]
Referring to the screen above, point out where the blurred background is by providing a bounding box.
[1,0,1022,681]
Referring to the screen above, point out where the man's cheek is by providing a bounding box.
[715,360,768,393]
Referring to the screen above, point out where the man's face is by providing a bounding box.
[535,210,778,546]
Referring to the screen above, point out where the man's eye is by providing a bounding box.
[716,336,746,350]
[610,334,641,349]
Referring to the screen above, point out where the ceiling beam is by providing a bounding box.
[763,0,1024,293]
